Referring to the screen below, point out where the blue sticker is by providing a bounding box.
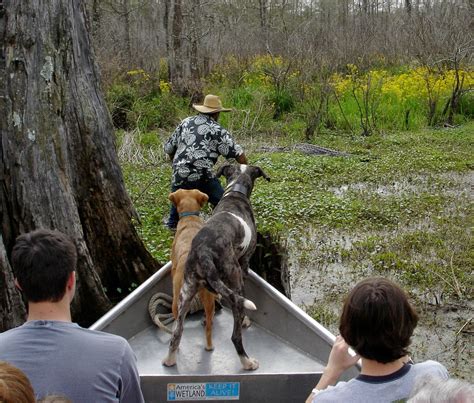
[206,382,240,398]
[167,382,240,400]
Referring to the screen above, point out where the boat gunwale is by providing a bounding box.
[90,261,173,331]
[91,261,335,350]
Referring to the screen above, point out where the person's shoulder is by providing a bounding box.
[312,380,355,401]
[50,324,128,349]
[77,327,129,345]
[412,360,449,379]
[183,115,198,125]
[173,115,193,129]
[0,324,22,340]
[71,327,134,359]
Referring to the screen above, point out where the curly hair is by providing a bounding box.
[339,277,418,364]
[0,361,35,403]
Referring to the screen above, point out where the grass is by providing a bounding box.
[117,118,473,380]
[119,121,473,301]
[111,59,473,379]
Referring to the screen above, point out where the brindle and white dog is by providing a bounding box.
[162,164,270,371]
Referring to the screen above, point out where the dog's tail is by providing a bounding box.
[197,256,257,311]
[210,278,257,311]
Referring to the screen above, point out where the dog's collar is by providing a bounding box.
[178,211,201,218]
[224,183,249,197]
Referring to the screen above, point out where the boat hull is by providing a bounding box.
[91,263,358,402]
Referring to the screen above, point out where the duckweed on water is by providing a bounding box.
[121,122,472,299]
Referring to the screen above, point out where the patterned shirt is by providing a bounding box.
[164,113,244,186]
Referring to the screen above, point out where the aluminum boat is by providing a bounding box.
[90,262,358,402]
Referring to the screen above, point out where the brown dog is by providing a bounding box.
[168,189,216,351]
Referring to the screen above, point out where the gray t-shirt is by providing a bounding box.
[313,361,448,403]
[0,320,144,403]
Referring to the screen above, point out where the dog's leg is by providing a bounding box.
[230,296,259,371]
[238,255,252,275]
[172,267,183,319]
[162,280,198,367]
[205,277,258,370]
[199,289,215,351]
[236,258,253,329]
[242,315,252,328]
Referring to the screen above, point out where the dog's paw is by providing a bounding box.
[242,315,252,328]
[162,353,177,367]
[205,344,214,352]
[241,356,259,371]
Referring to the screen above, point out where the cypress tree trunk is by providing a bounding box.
[169,0,185,95]
[0,0,160,329]
[0,235,26,330]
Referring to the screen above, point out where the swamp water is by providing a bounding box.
[254,172,473,380]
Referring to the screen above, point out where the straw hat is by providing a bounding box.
[192,94,232,113]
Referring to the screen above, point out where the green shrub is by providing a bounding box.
[106,84,137,129]
[230,87,254,108]
[127,93,182,131]
[107,57,473,135]
[458,91,474,118]
[271,89,295,119]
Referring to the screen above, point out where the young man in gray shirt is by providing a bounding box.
[0,229,144,403]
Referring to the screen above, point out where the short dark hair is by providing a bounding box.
[12,229,77,303]
[339,277,418,364]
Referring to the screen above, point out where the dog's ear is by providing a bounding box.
[255,166,271,182]
[196,190,209,207]
[168,191,178,206]
[216,164,235,179]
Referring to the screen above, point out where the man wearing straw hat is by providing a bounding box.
[164,94,248,230]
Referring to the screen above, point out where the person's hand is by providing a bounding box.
[326,335,360,375]
[307,335,360,400]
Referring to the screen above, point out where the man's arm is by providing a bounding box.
[120,343,145,403]
[164,122,181,161]
[305,336,360,403]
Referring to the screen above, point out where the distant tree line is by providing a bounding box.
[86,0,472,98]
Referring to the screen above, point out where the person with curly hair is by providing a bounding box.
[0,361,35,403]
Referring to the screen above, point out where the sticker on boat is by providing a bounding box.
[167,382,240,401]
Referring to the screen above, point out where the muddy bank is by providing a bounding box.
[288,234,473,380]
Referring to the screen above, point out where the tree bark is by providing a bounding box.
[169,0,185,95]
[405,0,412,15]
[0,0,159,329]
[0,235,26,330]
[259,0,269,49]
[188,0,203,103]
[123,0,133,63]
